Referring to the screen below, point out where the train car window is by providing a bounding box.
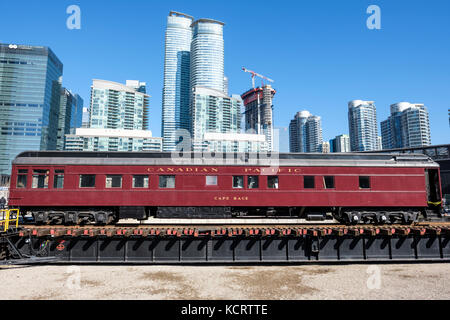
[106,175,122,188]
[159,175,175,188]
[248,176,259,189]
[324,176,335,189]
[79,175,96,188]
[54,170,64,189]
[268,176,279,189]
[133,175,149,188]
[206,176,217,186]
[359,176,371,189]
[233,176,244,188]
[17,169,27,188]
[304,176,315,189]
[32,169,49,189]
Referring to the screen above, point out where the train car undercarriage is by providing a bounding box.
[20,205,447,226]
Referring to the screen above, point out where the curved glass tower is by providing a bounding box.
[161,12,193,151]
[190,19,225,93]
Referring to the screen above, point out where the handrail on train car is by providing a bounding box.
[0,209,19,232]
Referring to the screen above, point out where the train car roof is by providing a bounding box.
[12,151,439,168]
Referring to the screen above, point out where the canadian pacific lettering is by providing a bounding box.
[146,167,303,174]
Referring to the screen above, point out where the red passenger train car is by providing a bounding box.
[8,151,444,224]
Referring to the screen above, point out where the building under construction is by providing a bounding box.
[241,85,276,151]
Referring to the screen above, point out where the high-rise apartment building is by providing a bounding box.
[348,100,379,151]
[56,88,83,150]
[65,79,157,152]
[0,43,63,175]
[89,79,148,130]
[189,87,267,152]
[330,134,350,152]
[289,111,308,152]
[161,12,193,151]
[191,87,244,151]
[319,141,330,153]
[223,76,229,96]
[126,80,147,93]
[381,102,431,149]
[241,85,276,151]
[305,115,323,153]
[289,111,323,152]
[65,128,162,152]
[377,136,382,150]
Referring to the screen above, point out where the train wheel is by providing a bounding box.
[0,244,8,260]
[106,214,115,225]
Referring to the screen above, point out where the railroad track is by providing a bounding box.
[17,221,450,237]
[2,221,450,264]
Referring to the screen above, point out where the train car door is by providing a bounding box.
[425,169,441,203]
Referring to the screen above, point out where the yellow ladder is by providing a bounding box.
[0,209,19,232]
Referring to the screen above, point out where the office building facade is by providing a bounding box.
[348,100,379,151]
[0,43,63,175]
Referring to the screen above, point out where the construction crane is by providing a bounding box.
[242,67,274,89]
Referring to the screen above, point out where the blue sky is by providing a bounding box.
[1,0,449,151]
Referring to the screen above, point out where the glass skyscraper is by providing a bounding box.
[161,11,232,151]
[81,107,90,128]
[161,11,193,151]
[0,43,63,175]
[348,100,379,151]
[381,102,431,149]
[56,88,83,150]
[161,13,230,152]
